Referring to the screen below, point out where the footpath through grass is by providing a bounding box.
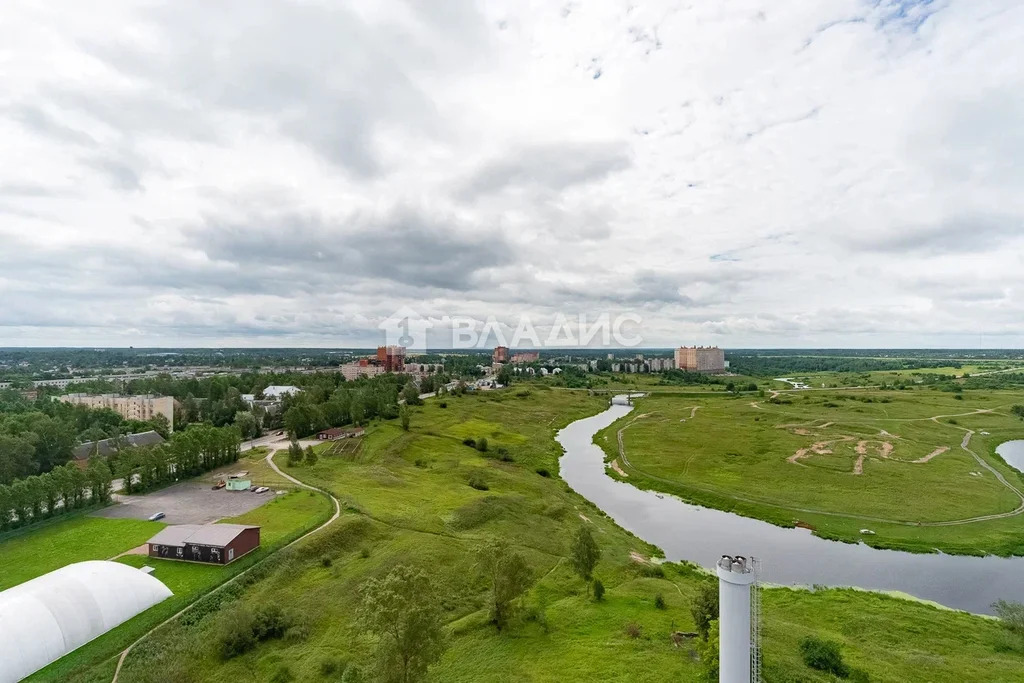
[74,386,1024,683]
[597,388,1024,555]
[26,488,331,683]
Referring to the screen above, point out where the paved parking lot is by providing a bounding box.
[92,480,275,525]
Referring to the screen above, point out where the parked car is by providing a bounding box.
[254,486,269,494]
[148,511,165,521]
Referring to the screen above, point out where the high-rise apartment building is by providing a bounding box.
[673,346,725,373]
[60,394,175,431]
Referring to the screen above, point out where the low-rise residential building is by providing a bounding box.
[71,430,166,465]
[60,394,174,431]
[316,427,365,440]
[147,524,260,565]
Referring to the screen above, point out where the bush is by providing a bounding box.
[638,564,665,578]
[624,622,643,638]
[849,669,870,683]
[217,614,257,659]
[654,593,666,609]
[439,401,448,408]
[360,546,371,558]
[994,599,1024,634]
[462,438,476,447]
[476,437,489,452]
[593,579,605,602]
[321,555,332,567]
[320,657,343,676]
[271,665,293,683]
[496,447,513,462]
[341,665,364,683]
[536,468,550,477]
[800,636,849,677]
[468,475,489,491]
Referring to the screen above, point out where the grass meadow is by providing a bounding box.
[597,387,1024,554]
[59,386,1024,683]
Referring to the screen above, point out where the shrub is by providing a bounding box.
[271,665,293,683]
[476,437,489,452]
[320,657,343,677]
[217,614,257,659]
[439,401,448,408]
[849,669,870,683]
[800,636,849,677]
[536,468,550,477]
[691,582,719,641]
[593,579,605,602]
[321,556,332,568]
[360,547,371,559]
[638,564,665,578]
[654,593,666,610]
[414,458,427,468]
[468,475,489,491]
[624,622,643,638]
[341,665,364,683]
[462,438,476,447]
[496,447,513,462]
[994,599,1024,634]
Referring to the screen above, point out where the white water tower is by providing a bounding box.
[717,555,761,683]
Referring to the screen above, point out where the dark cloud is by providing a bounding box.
[7,104,96,148]
[848,214,1023,254]
[187,206,517,292]
[75,0,451,176]
[458,141,631,199]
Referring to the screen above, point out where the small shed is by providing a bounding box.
[147,524,260,565]
[226,479,251,491]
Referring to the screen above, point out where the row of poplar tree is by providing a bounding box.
[0,423,241,532]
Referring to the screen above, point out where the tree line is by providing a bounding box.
[115,424,241,495]
[0,389,169,486]
[0,458,113,532]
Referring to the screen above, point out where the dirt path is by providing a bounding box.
[913,446,950,464]
[615,400,1024,528]
[111,450,341,683]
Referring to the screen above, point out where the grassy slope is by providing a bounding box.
[89,387,1024,683]
[596,388,1024,555]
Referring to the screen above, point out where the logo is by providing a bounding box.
[378,307,433,352]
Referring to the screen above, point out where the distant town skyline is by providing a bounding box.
[2,1,1022,348]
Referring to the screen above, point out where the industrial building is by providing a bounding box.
[261,385,301,400]
[340,346,407,380]
[146,523,261,565]
[0,561,172,683]
[674,346,726,373]
[59,393,174,432]
[510,351,539,363]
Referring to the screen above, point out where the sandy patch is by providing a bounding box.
[793,428,812,436]
[853,454,866,475]
[579,513,591,523]
[610,459,629,478]
[629,550,651,565]
[787,448,810,465]
[109,544,149,561]
[913,446,949,464]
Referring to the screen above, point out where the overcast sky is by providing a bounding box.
[2,0,1022,349]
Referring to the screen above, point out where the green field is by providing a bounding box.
[52,387,1021,683]
[597,388,1024,554]
[25,489,332,682]
[0,515,166,591]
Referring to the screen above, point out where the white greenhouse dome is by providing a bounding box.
[0,560,172,683]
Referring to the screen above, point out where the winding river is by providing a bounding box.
[557,398,1024,615]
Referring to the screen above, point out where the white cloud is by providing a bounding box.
[0,0,1022,348]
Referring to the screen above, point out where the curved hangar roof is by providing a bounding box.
[0,560,172,683]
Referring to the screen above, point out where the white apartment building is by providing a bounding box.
[60,394,175,432]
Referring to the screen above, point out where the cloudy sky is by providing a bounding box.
[1,0,1022,349]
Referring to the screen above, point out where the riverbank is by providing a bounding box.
[594,390,1024,557]
[47,388,1024,682]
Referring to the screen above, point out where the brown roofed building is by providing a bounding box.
[147,524,260,565]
